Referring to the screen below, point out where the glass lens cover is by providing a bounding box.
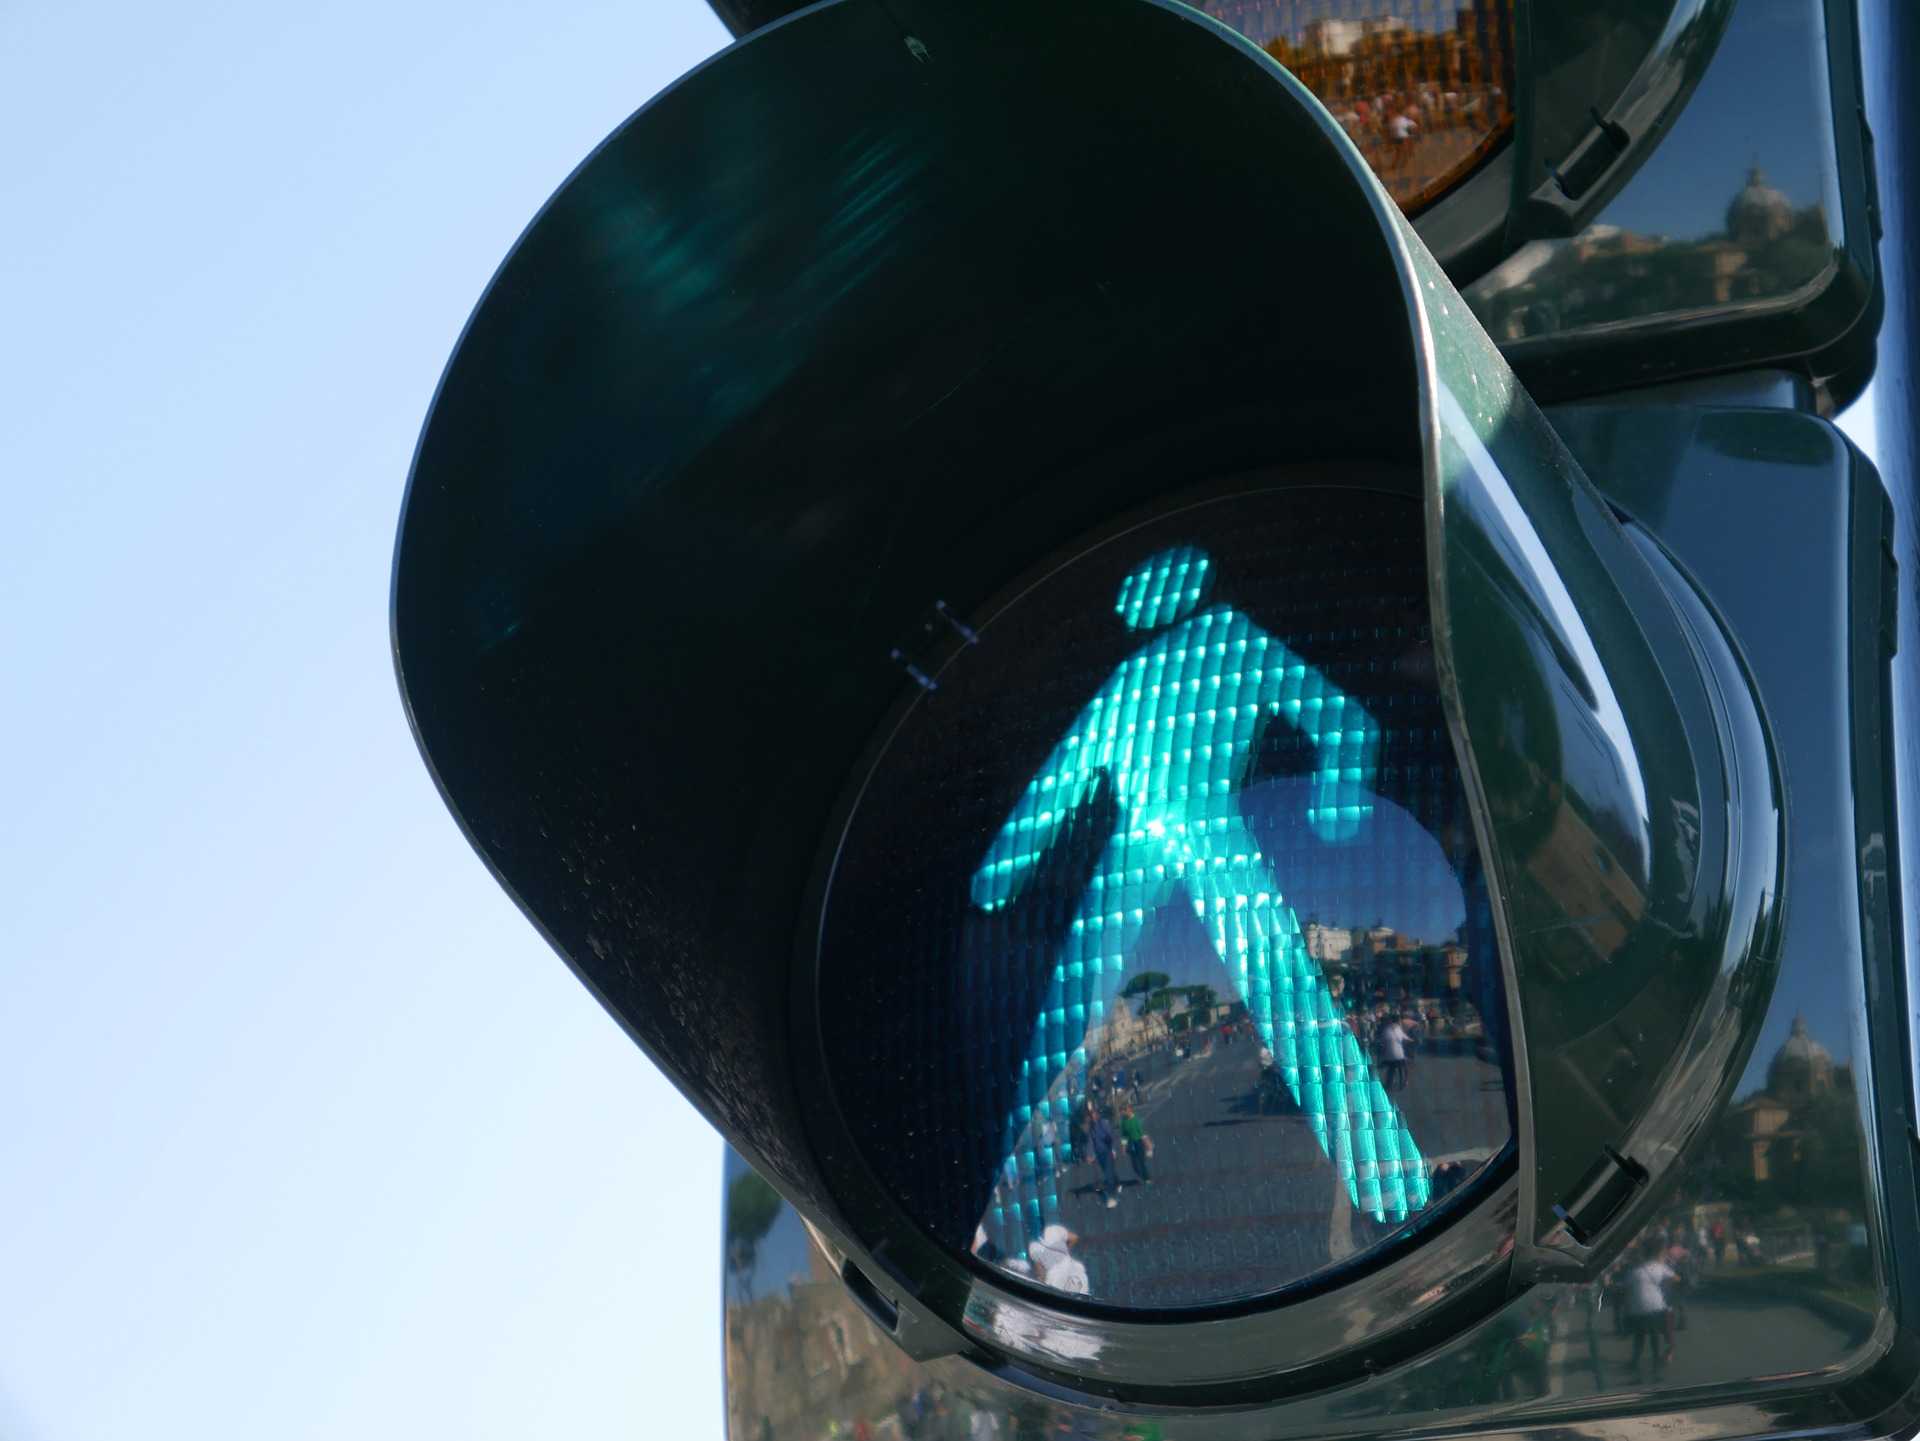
[818,486,1514,1311]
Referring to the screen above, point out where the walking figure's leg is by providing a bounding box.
[1190,830,1429,1221]
[993,850,1161,1251]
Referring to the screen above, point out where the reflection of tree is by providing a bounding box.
[1771,1088,1864,1210]
[726,1169,784,1300]
[1472,169,1833,342]
[1119,971,1170,1015]
[1005,1395,1055,1441]
[1150,982,1223,1034]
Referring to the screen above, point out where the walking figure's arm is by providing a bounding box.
[1251,632,1380,843]
[970,707,1109,912]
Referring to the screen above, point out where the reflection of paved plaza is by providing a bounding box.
[1525,1292,1864,1400]
[1318,1287,1870,1423]
[1045,1037,1507,1305]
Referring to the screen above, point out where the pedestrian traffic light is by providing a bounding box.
[393,0,1910,1429]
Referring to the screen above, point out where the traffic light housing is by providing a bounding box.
[393,0,1908,1428]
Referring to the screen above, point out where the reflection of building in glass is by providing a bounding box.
[1693,1014,1866,1287]
[1304,921,1469,1002]
[1304,919,1354,963]
[1769,1014,1838,1096]
[1726,167,1798,244]
[725,1239,922,1441]
[1308,919,1484,1034]
[1470,170,1834,343]
[1522,801,1648,980]
[1721,1017,1844,1185]
[1190,0,1515,211]
[1080,991,1162,1058]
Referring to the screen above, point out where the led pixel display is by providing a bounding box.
[820,488,1512,1310]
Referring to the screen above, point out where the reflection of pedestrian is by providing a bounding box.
[1603,1259,1629,1334]
[1584,1285,1609,1390]
[1091,1110,1121,1208]
[1624,1242,1677,1378]
[1491,1306,1551,1399]
[1664,1241,1695,1349]
[1388,108,1418,168]
[1038,1114,1060,1179]
[1027,1223,1090,1295]
[1378,1013,1415,1091]
[1119,1102,1153,1184]
[1256,1046,1289,1115]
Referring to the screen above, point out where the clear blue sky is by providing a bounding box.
[1,3,731,1438]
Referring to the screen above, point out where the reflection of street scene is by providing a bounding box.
[1371,1199,1872,1411]
[1468,168,1835,342]
[724,1013,1878,1439]
[725,1216,924,1441]
[1337,1016,1878,1414]
[972,546,1437,1277]
[976,916,1505,1306]
[726,1163,1111,1441]
[1194,0,1514,212]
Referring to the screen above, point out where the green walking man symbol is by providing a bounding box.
[971,545,1430,1239]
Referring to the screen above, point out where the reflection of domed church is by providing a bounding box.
[1768,1014,1836,1099]
[1477,165,1834,340]
[1726,167,1796,244]
[1722,1017,1843,1184]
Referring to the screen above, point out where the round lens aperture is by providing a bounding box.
[818,486,1513,1311]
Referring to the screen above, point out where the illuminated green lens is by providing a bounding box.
[820,487,1512,1310]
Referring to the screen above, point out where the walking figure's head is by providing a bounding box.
[1114,545,1215,632]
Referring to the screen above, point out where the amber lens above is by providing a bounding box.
[1196,0,1516,214]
